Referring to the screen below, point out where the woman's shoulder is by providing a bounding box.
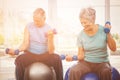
[78,30,84,37]
[98,24,105,31]
[98,24,104,28]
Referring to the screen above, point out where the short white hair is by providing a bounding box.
[33,8,45,17]
[79,7,96,23]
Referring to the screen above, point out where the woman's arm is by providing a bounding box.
[107,33,116,51]
[18,26,30,52]
[105,24,116,52]
[78,47,84,60]
[47,30,55,54]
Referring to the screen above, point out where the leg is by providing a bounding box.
[69,61,91,80]
[50,54,63,80]
[15,52,38,80]
[15,52,63,80]
[96,63,112,80]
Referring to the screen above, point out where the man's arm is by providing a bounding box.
[18,26,30,52]
[47,30,55,54]
[8,26,29,55]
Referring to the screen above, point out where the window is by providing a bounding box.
[54,0,106,54]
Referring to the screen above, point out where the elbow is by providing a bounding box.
[108,42,117,52]
[111,48,116,52]
[111,49,116,52]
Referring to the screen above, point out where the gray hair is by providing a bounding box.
[33,8,45,17]
[79,7,96,23]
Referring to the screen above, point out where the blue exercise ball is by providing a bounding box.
[64,67,120,80]
[81,73,99,80]
[112,67,120,80]
[64,68,70,80]
[64,69,99,80]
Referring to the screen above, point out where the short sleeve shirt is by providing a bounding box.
[77,25,109,63]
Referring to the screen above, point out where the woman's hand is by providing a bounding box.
[78,47,84,61]
[78,54,84,61]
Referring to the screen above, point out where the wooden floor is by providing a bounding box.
[0,54,120,80]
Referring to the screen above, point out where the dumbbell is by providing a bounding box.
[60,54,78,61]
[104,21,111,33]
[45,29,57,37]
[52,28,57,34]
[5,48,19,55]
[60,54,66,60]
[72,55,78,61]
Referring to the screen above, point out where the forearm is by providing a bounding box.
[78,48,84,60]
[78,52,84,60]
[18,42,29,52]
[48,38,55,53]
[107,33,116,51]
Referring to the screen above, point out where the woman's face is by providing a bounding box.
[33,14,46,27]
[80,18,93,31]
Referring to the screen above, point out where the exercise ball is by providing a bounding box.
[64,67,120,80]
[26,62,53,80]
[64,68,70,80]
[81,73,99,80]
[64,69,99,80]
[112,67,120,80]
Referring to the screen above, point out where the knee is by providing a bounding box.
[69,67,82,75]
[100,68,111,75]
[15,54,25,65]
[52,54,61,60]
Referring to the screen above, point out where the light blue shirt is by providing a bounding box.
[27,22,52,54]
[77,25,109,63]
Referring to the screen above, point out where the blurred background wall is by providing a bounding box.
[0,0,120,54]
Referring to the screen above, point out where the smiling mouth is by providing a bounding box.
[84,26,89,29]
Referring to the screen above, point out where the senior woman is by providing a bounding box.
[67,7,116,80]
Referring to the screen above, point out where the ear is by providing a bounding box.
[43,15,46,20]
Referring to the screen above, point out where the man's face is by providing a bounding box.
[33,14,46,27]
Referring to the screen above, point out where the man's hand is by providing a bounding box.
[65,55,73,62]
[47,30,54,39]
[7,49,15,56]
